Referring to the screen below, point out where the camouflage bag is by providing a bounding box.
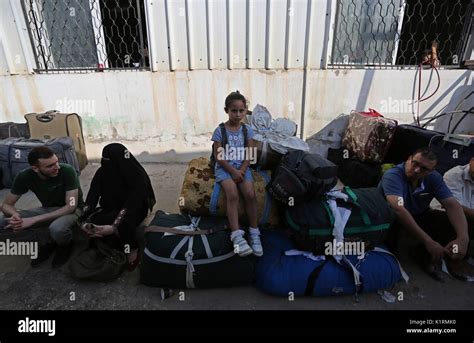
[342,109,397,163]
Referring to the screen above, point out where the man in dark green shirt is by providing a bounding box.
[0,147,83,268]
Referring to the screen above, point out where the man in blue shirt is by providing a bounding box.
[379,147,472,281]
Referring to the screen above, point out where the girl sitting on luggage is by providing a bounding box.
[79,143,156,271]
[211,91,263,257]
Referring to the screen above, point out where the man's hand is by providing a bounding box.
[424,239,450,263]
[6,217,36,231]
[445,237,469,260]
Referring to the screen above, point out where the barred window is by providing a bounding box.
[21,0,150,72]
[331,0,472,67]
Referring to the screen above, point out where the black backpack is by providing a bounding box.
[327,147,382,188]
[267,150,338,205]
[209,122,248,170]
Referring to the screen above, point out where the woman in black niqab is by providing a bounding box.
[80,143,156,269]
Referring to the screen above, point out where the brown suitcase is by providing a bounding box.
[25,110,88,170]
[179,157,279,228]
[342,110,397,163]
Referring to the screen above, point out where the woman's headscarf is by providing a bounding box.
[85,143,156,213]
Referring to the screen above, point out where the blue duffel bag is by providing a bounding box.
[256,230,407,297]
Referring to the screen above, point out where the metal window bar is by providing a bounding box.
[21,0,150,72]
[330,0,472,68]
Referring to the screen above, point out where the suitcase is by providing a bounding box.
[429,134,474,175]
[0,122,30,139]
[384,124,444,164]
[25,110,88,170]
[342,110,397,163]
[0,137,80,188]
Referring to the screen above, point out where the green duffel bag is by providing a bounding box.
[285,187,395,255]
[140,211,256,289]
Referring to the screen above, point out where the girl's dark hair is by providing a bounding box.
[224,90,247,110]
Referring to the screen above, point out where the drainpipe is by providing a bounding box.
[300,0,313,139]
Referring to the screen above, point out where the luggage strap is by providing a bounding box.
[144,216,233,288]
[259,140,268,167]
[343,186,371,226]
[145,215,227,235]
[304,260,328,296]
[143,245,235,289]
[220,122,248,147]
[322,186,371,229]
[304,247,409,296]
[144,226,226,235]
[372,247,409,283]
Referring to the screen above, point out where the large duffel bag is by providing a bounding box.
[140,211,256,289]
[285,187,395,255]
[429,134,474,175]
[179,157,279,227]
[256,230,407,297]
[0,122,30,139]
[327,148,382,188]
[266,150,338,205]
[0,137,80,188]
[383,124,443,164]
[342,110,397,163]
[25,110,88,170]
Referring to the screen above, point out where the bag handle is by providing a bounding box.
[36,114,55,123]
[429,134,471,152]
[322,202,335,227]
[354,108,383,117]
[441,134,471,147]
[144,225,227,235]
[343,186,372,227]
